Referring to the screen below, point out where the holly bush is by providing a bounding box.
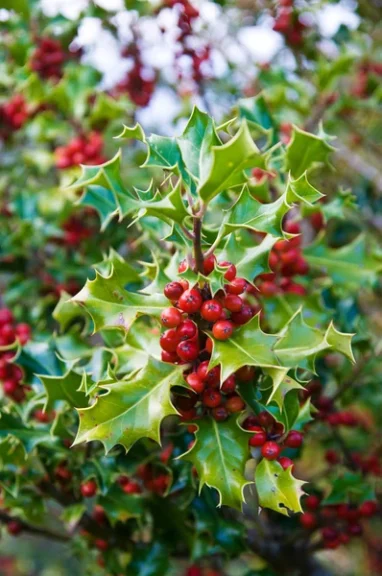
[0,1,381,575]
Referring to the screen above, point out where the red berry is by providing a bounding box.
[197,362,220,387]
[226,277,246,295]
[93,505,106,524]
[231,305,254,325]
[80,480,97,498]
[178,289,202,313]
[225,395,245,413]
[161,350,178,363]
[95,539,109,551]
[220,261,236,282]
[212,320,234,340]
[7,520,22,536]
[186,372,205,394]
[221,375,236,394]
[223,294,243,312]
[203,254,216,275]
[299,512,316,530]
[322,527,338,541]
[305,495,320,510]
[205,337,213,354]
[0,308,13,325]
[258,411,275,428]
[122,481,141,494]
[177,320,197,341]
[178,260,188,273]
[284,430,303,448]
[261,441,281,460]
[325,449,339,464]
[212,405,229,421]
[160,329,180,353]
[359,500,378,517]
[339,533,350,545]
[202,388,222,408]
[161,307,183,328]
[249,431,267,447]
[3,379,18,396]
[164,281,184,301]
[201,299,223,322]
[236,366,255,382]
[278,456,293,470]
[258,281,278,297]
[177,340,199,361]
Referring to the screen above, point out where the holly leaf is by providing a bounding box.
[52,291,88,333]
[322,472,376,506]
[255,459,306,516]
[225,174,323,236]
[219,232,278,283]
[262,368,303,411]
[198,122,264,203]
[304,234,382,289]
[77,185,118,231]
[180,417,252,510]
[94,248,142,287]
[114,320,161,374]
[73,358,185,453]
[115,123,146,142]
[285,127,335,178]
[178,106,220,181]
[38,370,89,411]
[0,413,56,453]
[72,269,168,333]
[98,485,144,526]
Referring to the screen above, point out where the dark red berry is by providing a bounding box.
[212,320,234,340]
[278,456,293,470]
[203,254,216,275]
[225,395,245,413]
[236,366,255,382]
[122,481,141,494]
[178,289,203,313]
[177,340,199,361]
[164,281,184,301]
[322,527,338,541]
[95,539,109,551]
[305,495,320,510]
[7,520,22,536]
[202,388,222,408]
[231,305,254,325]
[284,430,303,448]
[261,441,281,460]
[161,307,183,328]
[359,500,378,517]
[200,299,222,322]
[212,405,229,421]
[221,375,236,394]
[299,512,317,529]
[258,411,275,428]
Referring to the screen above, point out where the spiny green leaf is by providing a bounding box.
[52,291,88,333]
[180,417,252,510]
[0,413,57,453]
[73,358,185,453]
[304,234,382,289]
[262,368,303,411]
[115,123,146,142]
[198,122,264,203]
[114,320,161,374]
[219,232,278,283]
[99,484,144,526]
[285,126,335,178]
[38,370,89,411]
[178,106,220,181]
[255,459,306,516]
[72,269,168,333]
[77,185,118,231]
[94,248,142,287]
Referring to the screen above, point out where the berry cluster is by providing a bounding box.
[117,51,156,107]
[244,412,303,468]
[186,566,221,576]
[272,0,308,46]
[55,132,105,169]
[0,308,31,403]
[159,257,260,421]
[256,220,309,298]
[30,37,66,80]
[300,494,378,549]
[0,95,29,137]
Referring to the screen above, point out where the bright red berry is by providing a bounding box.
[212,320,234,340]
[80,480,97,498]
[95,539,109,551]
[220,261,236,282]
[278,456,294,470]
[161,350,178,363]
[177,320,197,341]
[186,373,205,394]
[299,512,317,530]
[226,277,246,295]
[178,289,203,313]
[223,294,243,312]
[164,282,184,301]
[161,307,183,328]
[200,299,223,322]
[160,329,180,353]
[221,375,236,394]
[203,254,216,275]
[122,481,141,494]
[177,340,199,361]
[359,500,378,517]
[261,441,281,460]
[249,431,267,447]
